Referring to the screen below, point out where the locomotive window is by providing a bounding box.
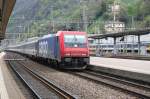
[64,35,86,43]
[64,35,87,48]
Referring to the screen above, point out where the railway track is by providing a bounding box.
[7,60,76,99]
[5,52,150,98]
[69,70,150,99]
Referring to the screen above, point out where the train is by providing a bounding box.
[6,31,90,69]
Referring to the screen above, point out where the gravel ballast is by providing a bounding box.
[7,52,139,99]
[24,59,139,99]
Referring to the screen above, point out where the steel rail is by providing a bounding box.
[21,63,75,99]
[7,60,41,99]
[84,70,150,90]
[8,60,75,99]
[70,70,150,99]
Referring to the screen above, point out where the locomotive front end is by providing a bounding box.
[60,31,89,69]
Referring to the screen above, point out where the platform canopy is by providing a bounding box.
[0,0,16,40]
[89,28,150,39]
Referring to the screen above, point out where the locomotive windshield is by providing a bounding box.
[64,35,87,48]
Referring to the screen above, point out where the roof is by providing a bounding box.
[41,34,55,39]
[56,31,86,36]
[89,28,150,39]
[0,0,16,40]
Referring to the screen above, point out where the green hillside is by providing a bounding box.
[6,0,150,39]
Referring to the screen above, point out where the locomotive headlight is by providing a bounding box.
[65,58,71,62]
[65,53,70,56]
[74,44,78,47]
[84,58,89,62]
[82,53,86,56]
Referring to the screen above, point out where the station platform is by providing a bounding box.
[89,57,150,83]
[105,54,150,61]
[0,52,25,99]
